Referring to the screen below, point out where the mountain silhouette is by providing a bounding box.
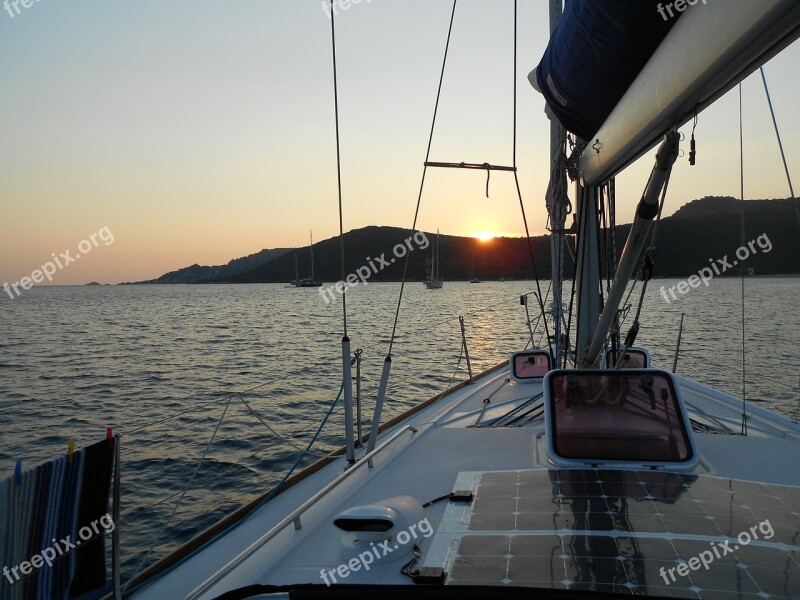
[128,197,800,284]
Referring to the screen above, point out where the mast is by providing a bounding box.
[434,229,440,280]
[471,246,475,280]
[309,230,315,281]
[582,132,679,367]
[547,0,566,363]
[535,0,800,366]
[431,233,435,280]
[574,183,601,365]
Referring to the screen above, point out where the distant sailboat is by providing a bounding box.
[469,247,481,283]
[291,231,322,288]
[424,229,443,289]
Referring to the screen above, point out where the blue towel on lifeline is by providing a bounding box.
[0,439,114,600]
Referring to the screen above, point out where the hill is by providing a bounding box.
[131,248,292,284]
[130,196,800,284]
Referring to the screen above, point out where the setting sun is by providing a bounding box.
[473,231,497,242]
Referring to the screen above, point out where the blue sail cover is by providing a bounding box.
[535,0,679,141]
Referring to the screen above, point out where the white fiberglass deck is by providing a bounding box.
[131,363,800,600]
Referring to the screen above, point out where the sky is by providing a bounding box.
[1,1,798,285]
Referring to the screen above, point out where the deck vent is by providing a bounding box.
[333,495,426,563]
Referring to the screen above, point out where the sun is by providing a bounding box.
[473,231,496,242]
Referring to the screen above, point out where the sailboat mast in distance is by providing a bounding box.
[290,230,322,287]
[424,229,444,289]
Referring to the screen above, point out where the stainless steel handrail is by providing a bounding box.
[185,423,419,600]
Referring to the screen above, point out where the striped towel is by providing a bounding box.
[0,439,113,600]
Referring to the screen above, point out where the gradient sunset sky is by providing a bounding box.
[1,1,798,285]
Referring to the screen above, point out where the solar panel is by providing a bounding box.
[422,469,800,598]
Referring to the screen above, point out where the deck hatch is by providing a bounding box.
[605,346,651,368]
[510,350,552,382]
[543,369,698,470]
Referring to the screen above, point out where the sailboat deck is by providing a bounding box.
[134,364,800,599]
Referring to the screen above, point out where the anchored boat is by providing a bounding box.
[290,232,322,288]
[424,230,444,289]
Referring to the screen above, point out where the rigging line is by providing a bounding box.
[609,178,617,271]
[607,183,615,292]
[390,334,466,388]
[680,354,797,391]
[120,364,333,436]
[512,0,553,361]
[563,230,580,368]
[387,0,458,357]
[442,342,465,397]
[594,188,606,315]
[141,395,348,516]
[795,377,800,424]
[618,154,672,334]
[571,184,592,364]
[139,432,328,515]
[411,303,499,332]
[614,167,672,367]
[330,0,348,337]
[650,163,670,249]
[123,395,233,590]
[258,383,344,507]
[514,170,554,361]
[738,83,748,436]
[619,279,639,328]
[122,395,232,436]
[760,67,800,230]
[745,332,800,347]
[234,394,328,458]
[602,184,611,292]
[513,0,518,167]
[527,282,554,341]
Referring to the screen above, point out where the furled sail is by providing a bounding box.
[532,0,677,142]
[532,0,800,186]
